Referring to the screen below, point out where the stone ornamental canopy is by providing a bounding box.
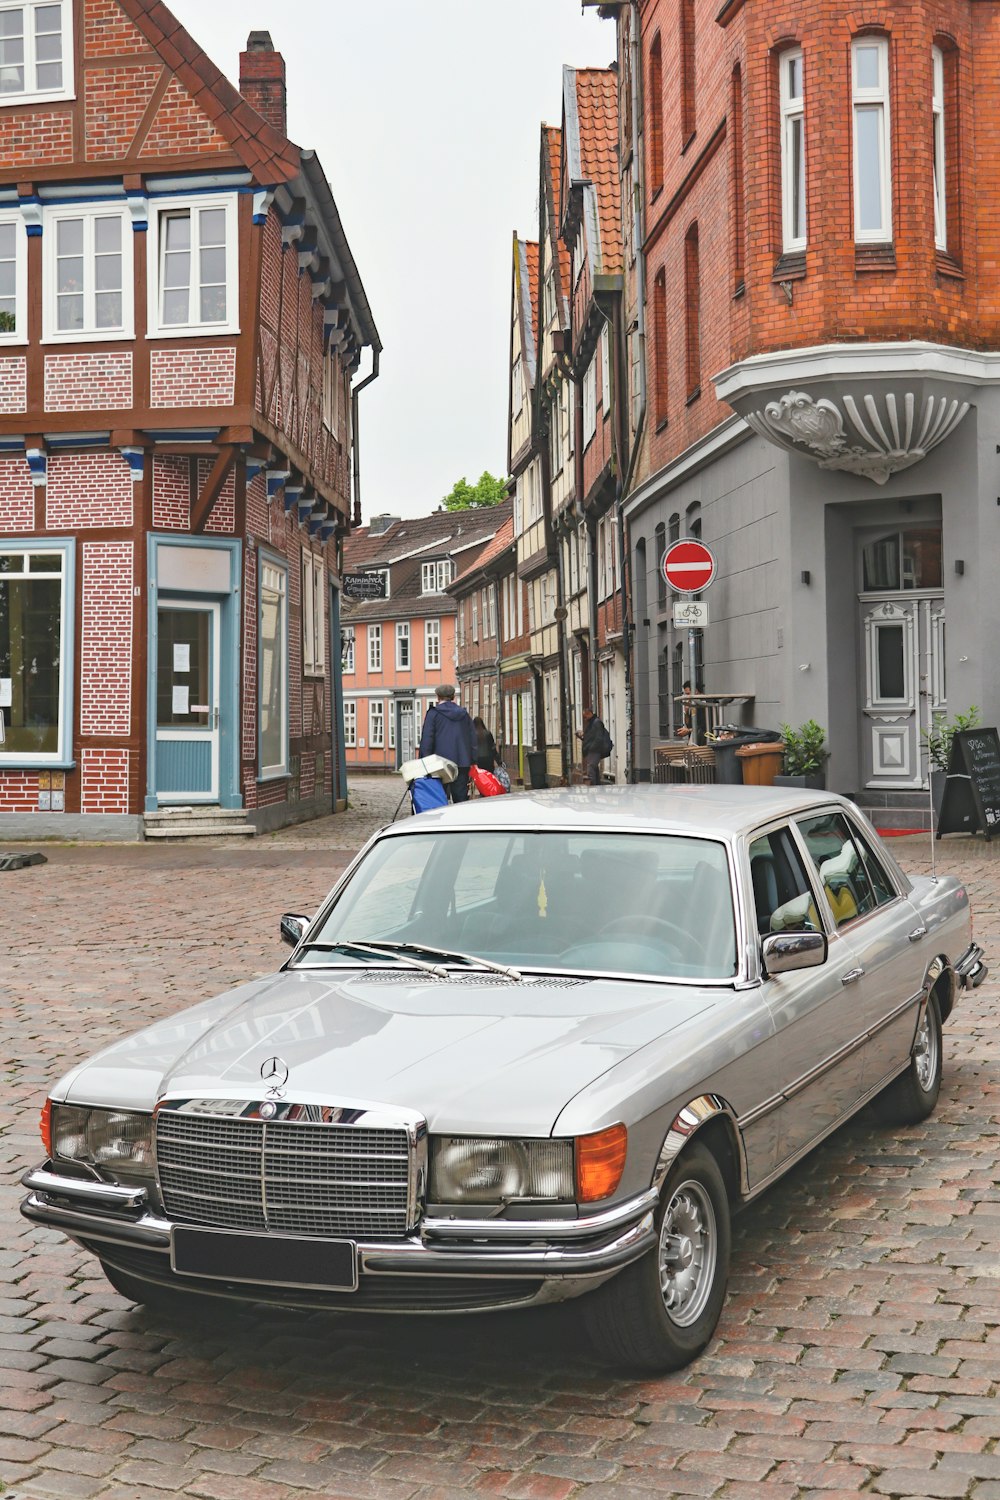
[712,342,998,484]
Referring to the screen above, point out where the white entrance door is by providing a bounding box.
[396,698,417,765]
[859,593,945,789]
[156,601,221,802]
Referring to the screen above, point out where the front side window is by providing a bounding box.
[396,621,410,671]
[150,197,237,336]
[852,38,892,242]
[425,618,440,669]
[797,811,895,928]
[0,0,72,103]
[0,544,73,763]
[779,48,806,251]
[259,558,287,779]
[43,207,131,341]
[0,211,25,341]
[932,46,946,250]
[748,826,821,937]
[368,624,382,672]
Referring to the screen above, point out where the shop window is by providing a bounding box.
[148,195,239,337]
[43,205,132,342]
[0,0,72,104]
[779,48,806,251]
[0,541,74,764]
[259,556,288,780]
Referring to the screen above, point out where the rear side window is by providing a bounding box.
[748,826,821,936]
[796,811,895,929]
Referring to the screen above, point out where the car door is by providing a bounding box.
[745,822,866,1170]
[795,810,926,1098]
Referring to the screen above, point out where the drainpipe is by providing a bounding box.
[350,349,380,528]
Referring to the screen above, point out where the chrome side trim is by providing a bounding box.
[423,1190,658,1243]
[652,1095,747,1193]
[21,1168,148,1212]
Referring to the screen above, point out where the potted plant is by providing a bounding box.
[774,720,828,790]
[922,706,980,813]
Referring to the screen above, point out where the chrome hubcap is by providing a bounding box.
[913,1008,938,1092]
[658,1178,717,1328]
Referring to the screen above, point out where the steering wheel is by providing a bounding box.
[600,914,689,949]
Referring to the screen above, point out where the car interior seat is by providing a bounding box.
[750,854,780,935]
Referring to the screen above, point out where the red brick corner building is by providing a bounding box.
[0,1,379,838]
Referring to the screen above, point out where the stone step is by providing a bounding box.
[145,807,252,823]
[144,822,256,840]
[143,806,256,840]
[868,807,933,833]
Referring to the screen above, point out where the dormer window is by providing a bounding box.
[0,0,72,105]
[421,560,453,594]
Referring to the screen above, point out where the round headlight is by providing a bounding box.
[431,1137,573,1205]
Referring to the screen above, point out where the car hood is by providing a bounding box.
[56,966,721,1136]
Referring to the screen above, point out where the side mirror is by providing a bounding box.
[762,930,827,975]
[280,914,310,949]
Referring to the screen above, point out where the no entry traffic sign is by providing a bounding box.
[662,538,717,594]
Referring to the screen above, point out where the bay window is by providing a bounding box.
[258,556,288,780]
[852,38,892,243]
[43,205,132,341]
[0,541,74,765]
[779,48,806,251]
[0,0,72,103]
[149,196,238,336]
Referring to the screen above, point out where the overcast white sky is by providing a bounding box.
[168,0,613,519]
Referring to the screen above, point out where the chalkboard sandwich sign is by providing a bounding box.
[936,727,1000,841]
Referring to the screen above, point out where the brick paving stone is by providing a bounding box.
[4,804,1000,1499]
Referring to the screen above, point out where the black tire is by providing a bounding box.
[100,1259,198,1314]
[582,1140,731,1373]
[874,991,943,1126]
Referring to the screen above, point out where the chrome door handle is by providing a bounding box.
[841,967,865,985]
[908,926,928,942]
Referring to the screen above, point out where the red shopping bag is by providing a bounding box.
[469,765,506,797]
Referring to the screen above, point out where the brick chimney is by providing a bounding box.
[239,31,287,136]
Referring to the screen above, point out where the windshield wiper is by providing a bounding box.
[294,941,448,978]
[353,939,523,983]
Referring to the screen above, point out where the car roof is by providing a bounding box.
[383,785,859,842]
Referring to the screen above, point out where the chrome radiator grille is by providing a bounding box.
[156,1110,412,1240]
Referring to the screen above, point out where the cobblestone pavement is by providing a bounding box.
[2,790,999,1500]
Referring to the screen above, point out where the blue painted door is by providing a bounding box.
[156,602,220,801]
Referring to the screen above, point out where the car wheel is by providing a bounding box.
[100,1260,198,1314]
[582,1140,731,1373]
[874,991,943,1126]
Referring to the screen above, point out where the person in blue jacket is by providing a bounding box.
[418,684,477,802]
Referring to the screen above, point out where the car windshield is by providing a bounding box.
[296,829,738,982]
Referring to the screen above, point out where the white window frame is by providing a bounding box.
[341,625,355,674]
[344,699,357,748]
[0,0,73,106]
[258,555,289,781]
[932,46,946,251]
[42,203,133,344]
[323,349,341,437]
[395,621,410,671]
[302,550,325,678]
[0,209,26,344]
[425,617,441,669]
[369,698,384,749]
[512,354,523,413]
[543,266,556,329]
[779,47,806,252]
[367,623,382,673]
[600,324,610,411]
[421,559,453,595]
[472,594,479,643]
[0,539,75,767]
[583,355,597,445]
[147,193,239,338]
[852,37,892,244]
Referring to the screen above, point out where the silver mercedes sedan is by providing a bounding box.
[22,786,986,1372]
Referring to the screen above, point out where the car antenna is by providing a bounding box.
[928,771,937,883]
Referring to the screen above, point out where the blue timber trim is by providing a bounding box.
[145,535,242,813]
[0,536,75,769]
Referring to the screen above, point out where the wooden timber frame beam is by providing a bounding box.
[191,445,238,533]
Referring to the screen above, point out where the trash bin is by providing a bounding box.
[527,750,548,789]
[736,741,786,787]
[712,729,782,785]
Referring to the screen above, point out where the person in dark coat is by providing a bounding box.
[419,684,477,802]
[577,707,611,786]
[473,716,499,772]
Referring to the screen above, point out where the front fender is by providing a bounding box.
[651,1093,747,1199]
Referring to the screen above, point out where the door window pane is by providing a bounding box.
[0,551,64,756]
[797,812,880,928]
[157,609,210,728]
[748,826,821,936]
[876,623,906,700]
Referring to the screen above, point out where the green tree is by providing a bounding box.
[442,471,508,511]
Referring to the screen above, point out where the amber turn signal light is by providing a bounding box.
[576,1123,627,1203]
[40,1098,52,1158]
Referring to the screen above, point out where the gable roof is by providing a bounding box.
[561,66,622,279]
[513,235,539,388]
[117,0,300,183]
[450,510,514,591]
[342,507,508,622]
[542,125,572,324]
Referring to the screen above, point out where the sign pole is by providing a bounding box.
[688,627,698,745]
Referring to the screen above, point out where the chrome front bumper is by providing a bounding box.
[955,942,987,989]
[21,1166,658,1303]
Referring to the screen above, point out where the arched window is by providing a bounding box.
[653,268,668,426]
[779,48,806,251]
[649,33,664,192]
[655,522,667,609]
[684,223,701,400]
[731,64,746,289]
[680,0,696,145]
